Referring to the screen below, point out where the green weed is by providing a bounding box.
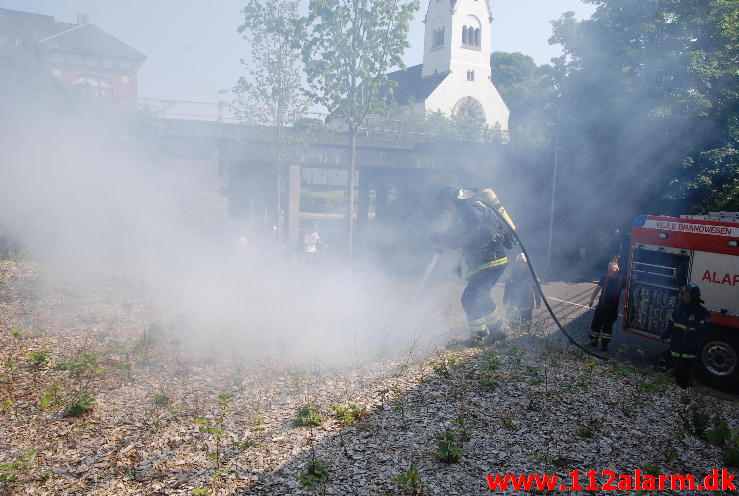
[298,459,330,491]
[63,391,96,417]
[330,403,367,426]
[393,463,425,494]
[295,404,323,427]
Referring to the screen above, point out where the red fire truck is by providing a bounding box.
[625,213,739,389]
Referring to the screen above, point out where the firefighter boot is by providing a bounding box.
[470,329,488,347]
[600,338,610,352]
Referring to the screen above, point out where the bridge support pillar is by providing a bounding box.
[358,169,370,226]
[287,164,301,248]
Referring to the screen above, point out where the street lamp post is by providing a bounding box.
[545,101,560,277]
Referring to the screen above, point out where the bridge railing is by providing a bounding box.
[130,97,509,144]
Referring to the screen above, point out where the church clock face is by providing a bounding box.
[453,96,486,123]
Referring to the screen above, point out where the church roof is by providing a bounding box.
[423,0,493,24]
[386,64,449,105]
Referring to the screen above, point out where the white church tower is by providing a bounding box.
[388,0,509,131]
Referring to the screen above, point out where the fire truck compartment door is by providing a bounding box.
[690,251,739,316]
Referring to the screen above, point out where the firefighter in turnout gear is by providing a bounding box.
[661,284,710,388]
[588,261,626,351]
[431,186,515,345]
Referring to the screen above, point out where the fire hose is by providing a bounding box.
[418,198,608,360]
[489,207,608,360]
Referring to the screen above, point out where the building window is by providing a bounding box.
[73,75,113,100]
[432,26,444,48]
[462,15,481,49]
[467,70,475,81]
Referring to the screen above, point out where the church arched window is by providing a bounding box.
[462,15,482,49]
[453,96,486,123]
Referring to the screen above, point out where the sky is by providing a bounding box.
[1,0,595,103]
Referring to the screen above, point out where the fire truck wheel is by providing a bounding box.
[700,330,738,391]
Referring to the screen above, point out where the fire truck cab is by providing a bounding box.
[625,212,739,389]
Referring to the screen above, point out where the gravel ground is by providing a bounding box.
[0,261,736,495]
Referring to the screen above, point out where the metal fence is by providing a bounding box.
[131,97,509,144]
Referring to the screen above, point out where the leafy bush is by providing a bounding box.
[295,405,323,427]
[63,391,96,417]
[393,463,425,494]
[27,349,49,368]
[298,460,330,491]
[434,430,463,464]
[331,403,367,425]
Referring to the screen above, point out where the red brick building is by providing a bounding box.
[0,8,146,101]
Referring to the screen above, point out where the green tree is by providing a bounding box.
[301,0,419,258]
[547,0,738,248]
[491,51,557,147]
[232,0,311,248]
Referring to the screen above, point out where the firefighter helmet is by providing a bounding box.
[679,283,703,303]
[435,186,462,208]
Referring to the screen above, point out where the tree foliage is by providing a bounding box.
[301,0,419,256]
[232,0,310,127]
[490,51,557,147]
[548,0,738,233]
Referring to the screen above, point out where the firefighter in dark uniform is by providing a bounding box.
[588,260,626,351]
[661,283,710,388]
[432,186,515,344]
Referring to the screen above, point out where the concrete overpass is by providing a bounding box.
[158,117,514,247]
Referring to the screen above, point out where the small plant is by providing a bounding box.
[434,429,463,464]
[640,372,672,393]
[10,328,22,340]
[683,401,710,438]
[154,393,171,406]
[482,350,501,372]
[53,352,101,376]
[502,417,515,429]
[451,417,474,442]
[191,487,211,495]
[295,405,323,427]
[706,418,732,446]
[63,391,96,418]
[0,449,36,488]
[724,446,739,467]
[38,384,63,408]
[298,459,330,491]
[526,399,540,411]
[428,360,450,379]
[393,463,425,494]
[231,439,255,451]
[621,407,636,418]
[578,418,601,439]
[642,463,660,476]
[250,412,265,431]
[331,403,367,425]
[479,373,497,388]
[665,446,678,461]
[27,349,49,369]
[611,360,637,376]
